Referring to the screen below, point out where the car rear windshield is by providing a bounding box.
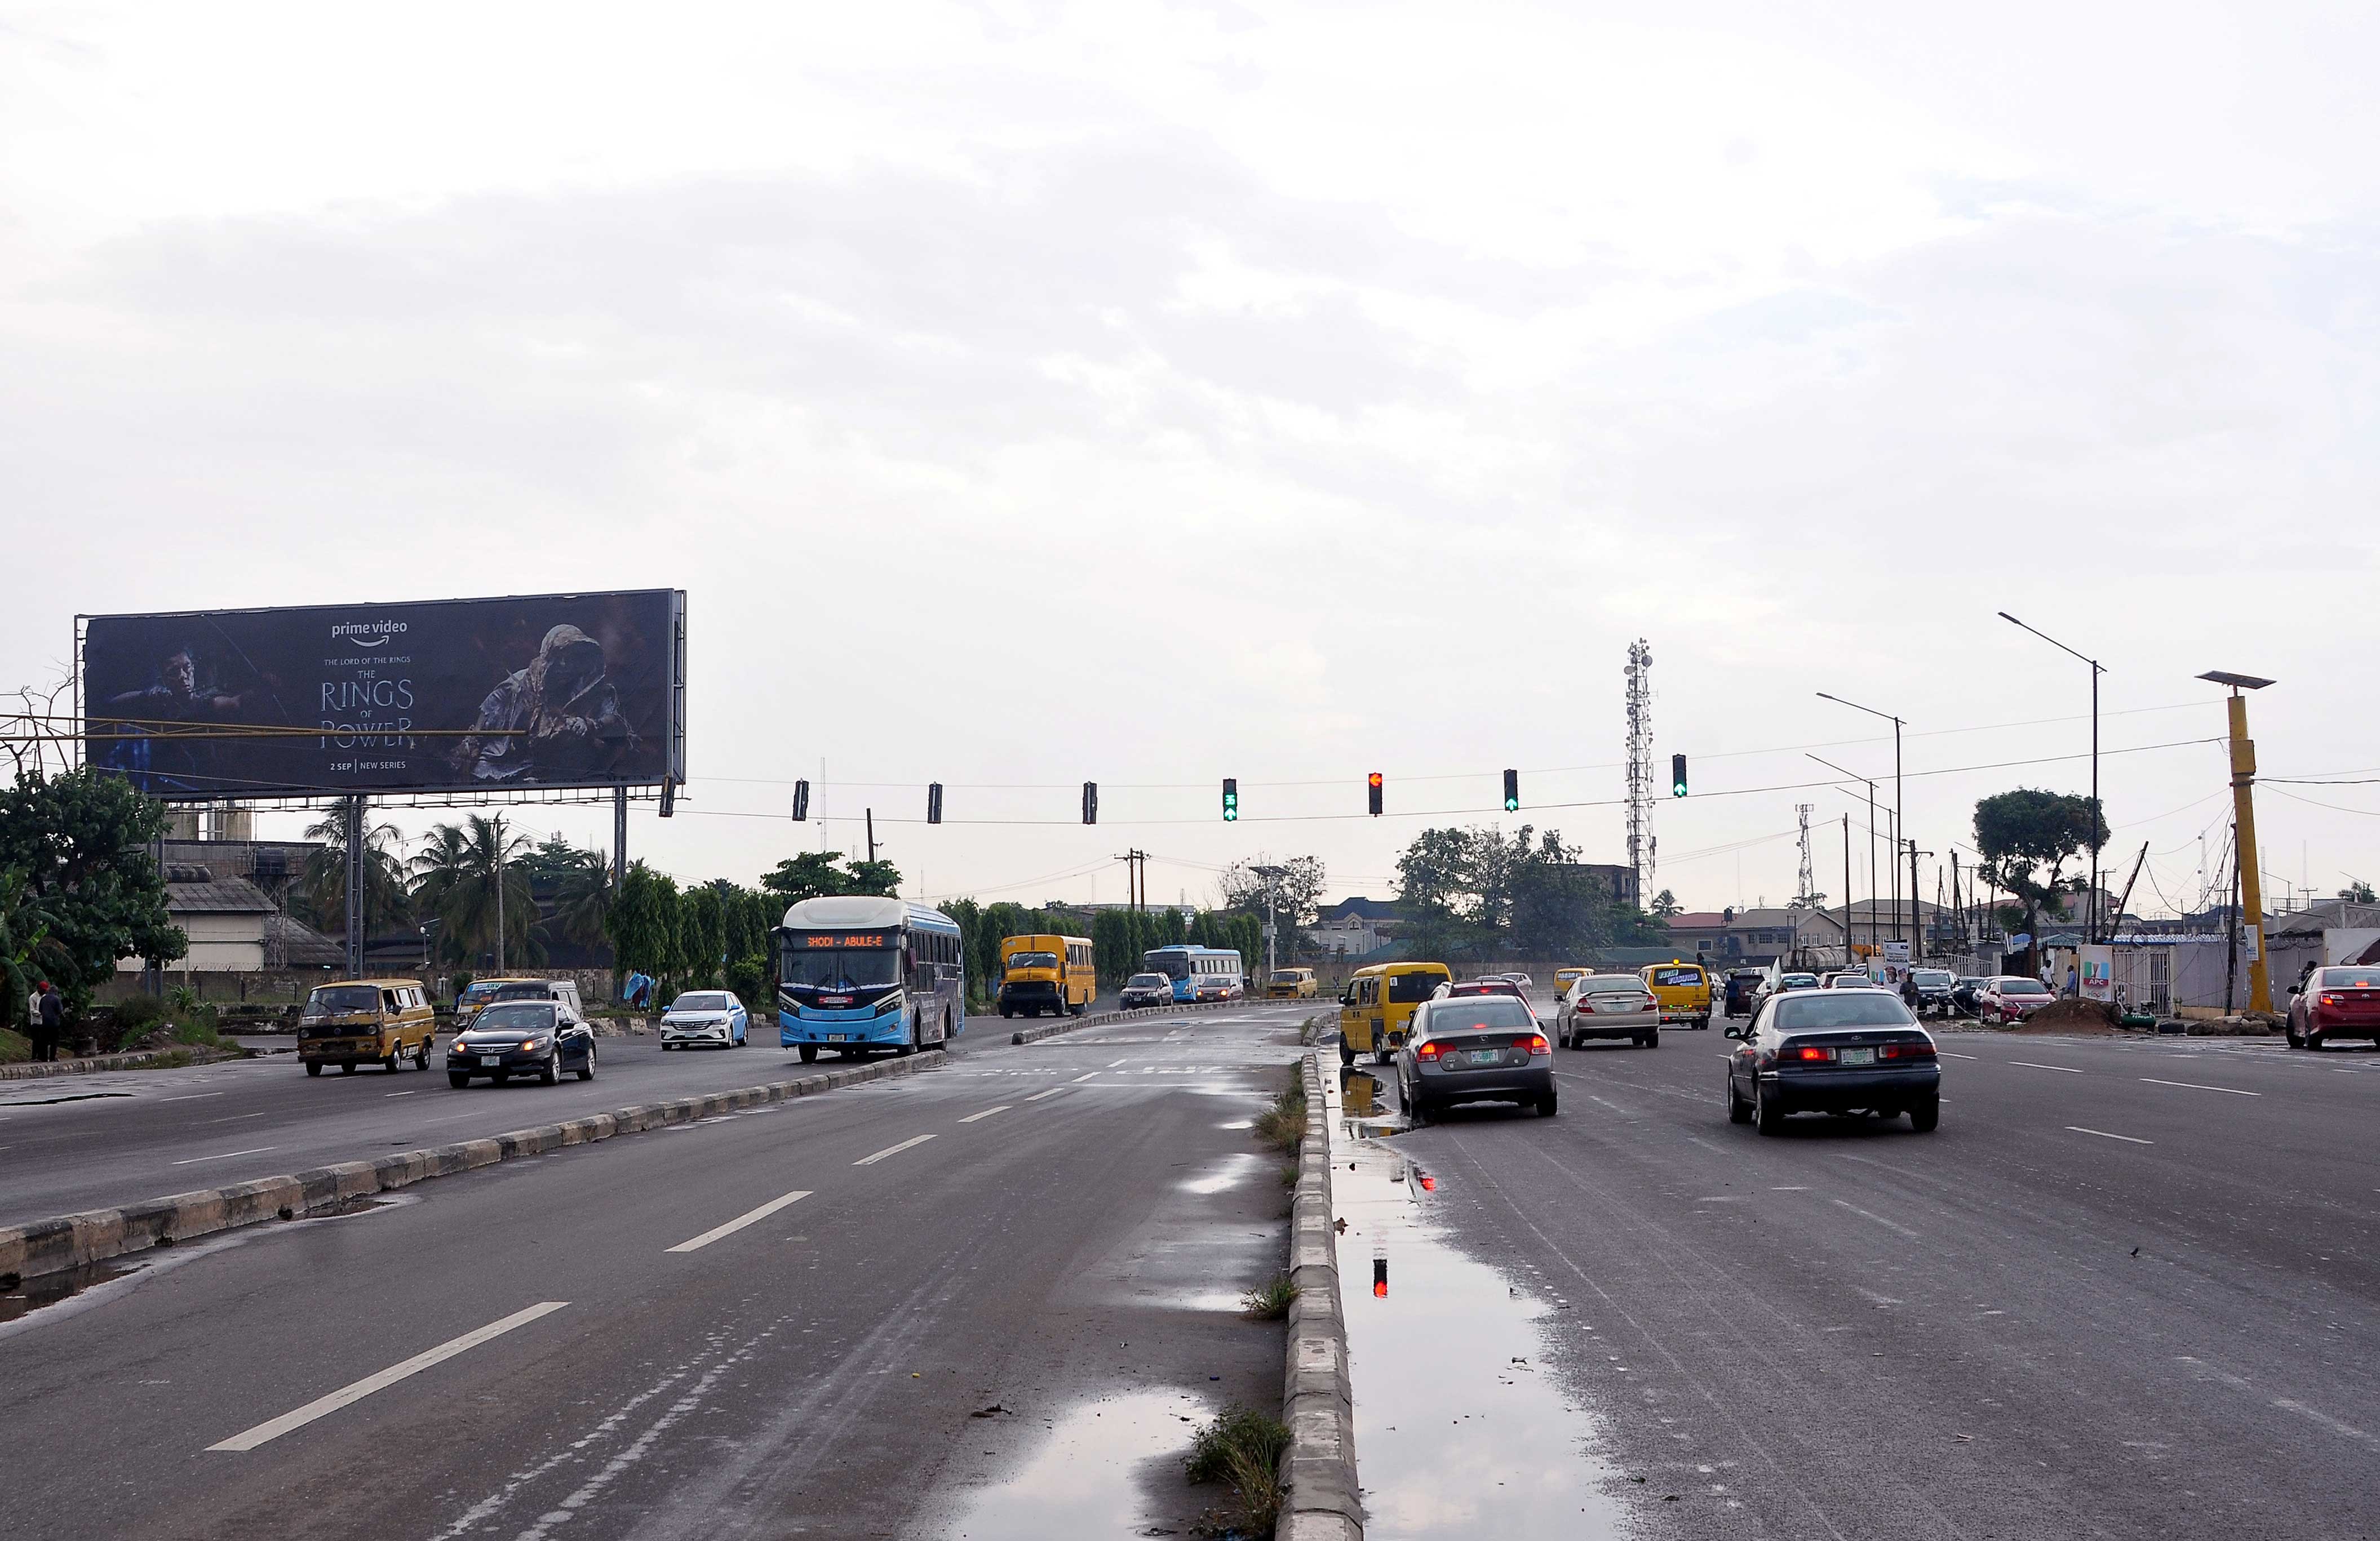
[670,993,732,1011]
[1581,976,1645,993]
[1386,971,1446,1005]
[2318,969,2380,989]
[1780,975,1819,989]
[307,985,382,1014]
[471,1003,555,1032]
[1775,995,1918,1031]
[2000,979,2051,996]
[1913,971,1953,987]
[1128,974,1168,988]
[1426,1000,1535,1033]
[1651,967,1702,987]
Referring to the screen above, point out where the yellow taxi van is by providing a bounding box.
[1339,961,1453,1065]
[299,979,438,1075]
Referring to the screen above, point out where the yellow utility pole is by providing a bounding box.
[2200,671,2275,1013]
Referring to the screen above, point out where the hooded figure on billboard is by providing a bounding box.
[452,624,640,784]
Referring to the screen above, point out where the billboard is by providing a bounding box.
[82,590,685,801]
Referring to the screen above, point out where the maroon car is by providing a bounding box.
[1977,976,2054,1024]
[2287,966,2380,1049]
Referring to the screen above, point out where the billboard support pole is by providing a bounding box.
[343,794,365,980]
[613,785,628,891]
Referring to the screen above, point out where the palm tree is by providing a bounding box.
[409,815,542,970]
[296,813,411,942]
[549,850,614,949]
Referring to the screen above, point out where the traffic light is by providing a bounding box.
[1503,768,1519,811]
[1222,778,1239,821]
[792,780,810,821]
[1367,772,1384,816]
[927,782,943,824]
[1082,781,1098,824]
[1671,754,1688,797]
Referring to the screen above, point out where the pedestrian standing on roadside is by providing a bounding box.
[32,980,65,1062]
[24,981,39,1041]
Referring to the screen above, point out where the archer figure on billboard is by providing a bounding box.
[99,641,261,793]
[451,623,641,784]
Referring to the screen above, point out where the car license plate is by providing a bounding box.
[1840,1047,1875,1065]
[1466,1049,1504,1066]
[478,1054,502,1067]
[828,1034,847,1042]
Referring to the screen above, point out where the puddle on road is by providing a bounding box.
[946,1388,1213,1540]
[0,1090,136,1108]
[1329,1073,1631,1540]
[1180,1152,1266,1196]
[0,1258,140,1324]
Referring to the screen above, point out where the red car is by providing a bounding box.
[2287,966,2380,1049]
[1976,976,2055,1024]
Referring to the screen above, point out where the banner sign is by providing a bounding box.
[83,590,685,800]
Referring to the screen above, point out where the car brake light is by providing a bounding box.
[1523,1034,1550,1055]
[2320,993,2341,1007]
[1794,1045,1833,1062]
[1575,1002,1594,1014]
[1415,1040,1442,1060]
[1881,1041,1936,1060]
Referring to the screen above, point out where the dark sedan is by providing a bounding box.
[447,1002,597,1087]
[1395,996,1555,1123]
[1725,989,1939,1134]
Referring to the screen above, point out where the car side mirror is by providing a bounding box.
[1723,1024,1750,1041]
[2286,984,2302,995]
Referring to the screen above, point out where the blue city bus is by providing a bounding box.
[1142,944,1245,1003]
[776,895,965,1062]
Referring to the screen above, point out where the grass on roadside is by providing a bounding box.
[1252,1075,1308,1153]
[1185,1405,1293,1534]
[1240,1272,1300,1321]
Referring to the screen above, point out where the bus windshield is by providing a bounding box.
[785,945,899,989]
[1145,952,1189,980]
[308,985,381,1015]
[1007,952,1059,972]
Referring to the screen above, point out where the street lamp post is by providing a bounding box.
[2199,670,2276,1012]
[1816,692,1905,945]
[1810,754,1878,958]
[2000,614,2106,944]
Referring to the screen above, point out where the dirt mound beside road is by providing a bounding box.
[2008,998,2120,1034]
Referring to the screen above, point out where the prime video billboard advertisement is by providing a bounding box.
[82,590,686,800]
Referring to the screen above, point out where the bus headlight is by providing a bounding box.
[874,994,904,1015]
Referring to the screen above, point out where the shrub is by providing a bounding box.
[1240,1273,1300,1320]
[0,1027,27,1065]
[1184,1406,1292,1533]
[1252,1082,1308,1153]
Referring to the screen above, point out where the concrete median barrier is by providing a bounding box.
[1007,996,1255,1046]
[1277,1049,1362,1541]
[0,1046,947,1286]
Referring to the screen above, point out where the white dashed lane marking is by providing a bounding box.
[1022,1088,1067,1103]
[2067,1126,2153,1145]
[2140,1077,2259,1097]
[665,1189,812,1254]
[171,1145,278,1165]
[208,1302,569,1451]
[853,1134,937,1166]
[2010,1061,2082,1073]
[958,1105,1011,1123]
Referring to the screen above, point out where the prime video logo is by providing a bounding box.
[330,619,409,650]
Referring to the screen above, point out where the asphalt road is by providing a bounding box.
[1354,1017,2380,1541]
[2,1003,1311,1541]
[0,1007,1086,1229]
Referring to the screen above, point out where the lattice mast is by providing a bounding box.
[1796,803,1816,905]
[1625,639,1655,903]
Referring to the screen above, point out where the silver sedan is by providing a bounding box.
[1555,974,1662,1049]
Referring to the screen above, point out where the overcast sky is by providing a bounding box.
[5,1,2376,921]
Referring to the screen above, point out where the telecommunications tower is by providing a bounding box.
[1624,639,1655,903]
[1796,803,1816,905]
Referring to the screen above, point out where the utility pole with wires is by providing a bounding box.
[1114,849,1150,912]
[1252,863,1286,979]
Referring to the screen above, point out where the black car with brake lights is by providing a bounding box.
[1394,996,1556,1123]
[446,1001,597,1088]
[1724,989,1939,1134]
[1118,972,1175,1010]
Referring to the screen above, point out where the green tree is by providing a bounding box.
[679,884,727,988]
[294,811,412,942]
[2341,880,2377,903]
[1974,788,2108,971]
[409,816,541,968]
[843,859,902,898]
[0,769,182,1010]
[1648,889,1683,917]
[762,852,852,904]
[548,850,615,951]
[1394,824,1642,962]
[1092,907,1133,985]
[606,861,680,980]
